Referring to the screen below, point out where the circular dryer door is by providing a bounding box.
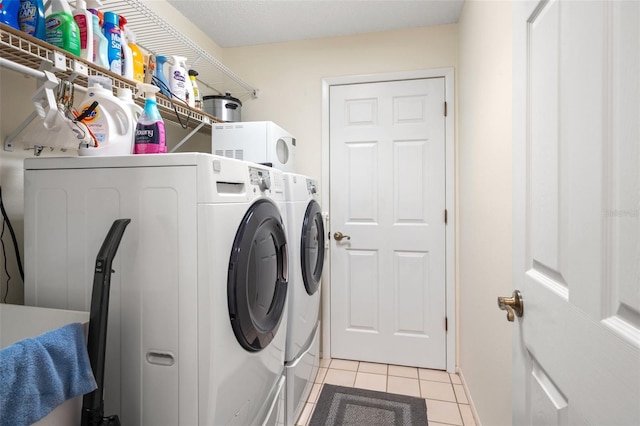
[228,199,289,352]
[301,200,325,295]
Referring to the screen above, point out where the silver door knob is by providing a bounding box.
[333,232,351,242]
[497,290,524,322]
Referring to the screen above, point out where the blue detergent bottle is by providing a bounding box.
[18,0,45,39]
[102,11,121,74]
[154,55,171,97]
[1,0,21,30]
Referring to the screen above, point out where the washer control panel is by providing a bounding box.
[306,178,317,194]
[249,166,271,191]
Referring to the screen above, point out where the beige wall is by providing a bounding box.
[223,25,458,180]
[457,1,513,425]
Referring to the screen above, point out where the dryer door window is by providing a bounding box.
[301,200,325,295]
[228,199,289,352]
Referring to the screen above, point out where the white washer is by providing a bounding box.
[282,173,325,426]
[24,153,288,426]
[212,121,296,172]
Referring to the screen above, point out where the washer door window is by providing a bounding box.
[301,200,325,295]
[228,199,288,352]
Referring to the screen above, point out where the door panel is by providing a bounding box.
[330,78,446,368]
[513,0,640,424]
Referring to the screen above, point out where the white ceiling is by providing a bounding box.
[166,0,465,48]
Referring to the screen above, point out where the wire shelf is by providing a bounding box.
[101,0,258,102]
[1,23,228,131]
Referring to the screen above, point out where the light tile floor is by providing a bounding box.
[296,358,476,426]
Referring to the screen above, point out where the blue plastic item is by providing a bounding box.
[18,0,45,39]
[1,0,21,30]
[102,11,121,74]
[154,55,171,97]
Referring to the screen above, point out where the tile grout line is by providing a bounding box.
[311,360,472,426]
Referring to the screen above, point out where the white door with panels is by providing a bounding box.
[329,78,447,369]
[511,0,640,424]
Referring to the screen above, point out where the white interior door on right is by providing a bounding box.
[512,0,640,424]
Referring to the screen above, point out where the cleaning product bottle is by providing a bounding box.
[45,0,80,56]
[118,15,133,80]
[102,11,121,74]
[116,87,142,137]
[154,55,170,97]
[134,83,166,154]
[126,26,144,83]
[77,82,135,156]
[169,55,187,103]
[91,12,108,68]
[18,0,46,40]
[85,0,101,15]
[72,0,93,62]
[179,58,194,108]
[0,0,20,30]
[188,69,202,110]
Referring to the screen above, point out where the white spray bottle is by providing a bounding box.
[179,57,195,108]
[169,55,187,103]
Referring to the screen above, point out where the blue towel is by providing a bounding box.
[0,322,97,426]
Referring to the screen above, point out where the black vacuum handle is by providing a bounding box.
[82,218,131,426]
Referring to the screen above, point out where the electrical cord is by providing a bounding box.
[0,186,24,289]
[1,220,10,303]
[150,76,192,130]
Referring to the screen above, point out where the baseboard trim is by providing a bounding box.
[457,366,482,426]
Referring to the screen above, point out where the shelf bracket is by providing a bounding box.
[168,122,206,153]
[4,69,59,152]
[4,111,40,152]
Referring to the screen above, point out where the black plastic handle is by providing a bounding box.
[82,219,131,426]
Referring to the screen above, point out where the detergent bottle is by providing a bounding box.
[154,55,170,97]
[169,55,187,103]
[102,11,121,74]
[91,12,108,68]
[18,0,46,40]
[72,0,93,61]
[116,87,142,124]
[1,0,20,30]
[188,69,202,109]
[124,20,144,82]
[182,60,195,108]
[134,83,166,154]
[77,82,135,156]
[119,15,133,80]
[45,0,81,56]
[85,0,101,15]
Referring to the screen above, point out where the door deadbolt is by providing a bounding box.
[333,232,351,242]
[497,290,524,322]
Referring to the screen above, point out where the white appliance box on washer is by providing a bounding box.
[212,121,296,172]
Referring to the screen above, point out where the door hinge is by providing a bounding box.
[444,209,448,224]
[444,102,448,117]
[445,317,448,332]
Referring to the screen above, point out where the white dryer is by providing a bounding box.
[212,121,296,172]
[282,173,326,426]
[24,153,288,426]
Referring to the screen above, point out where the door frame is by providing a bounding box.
[321,68,456,373]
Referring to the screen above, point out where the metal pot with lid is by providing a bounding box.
[203,93,242,122]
